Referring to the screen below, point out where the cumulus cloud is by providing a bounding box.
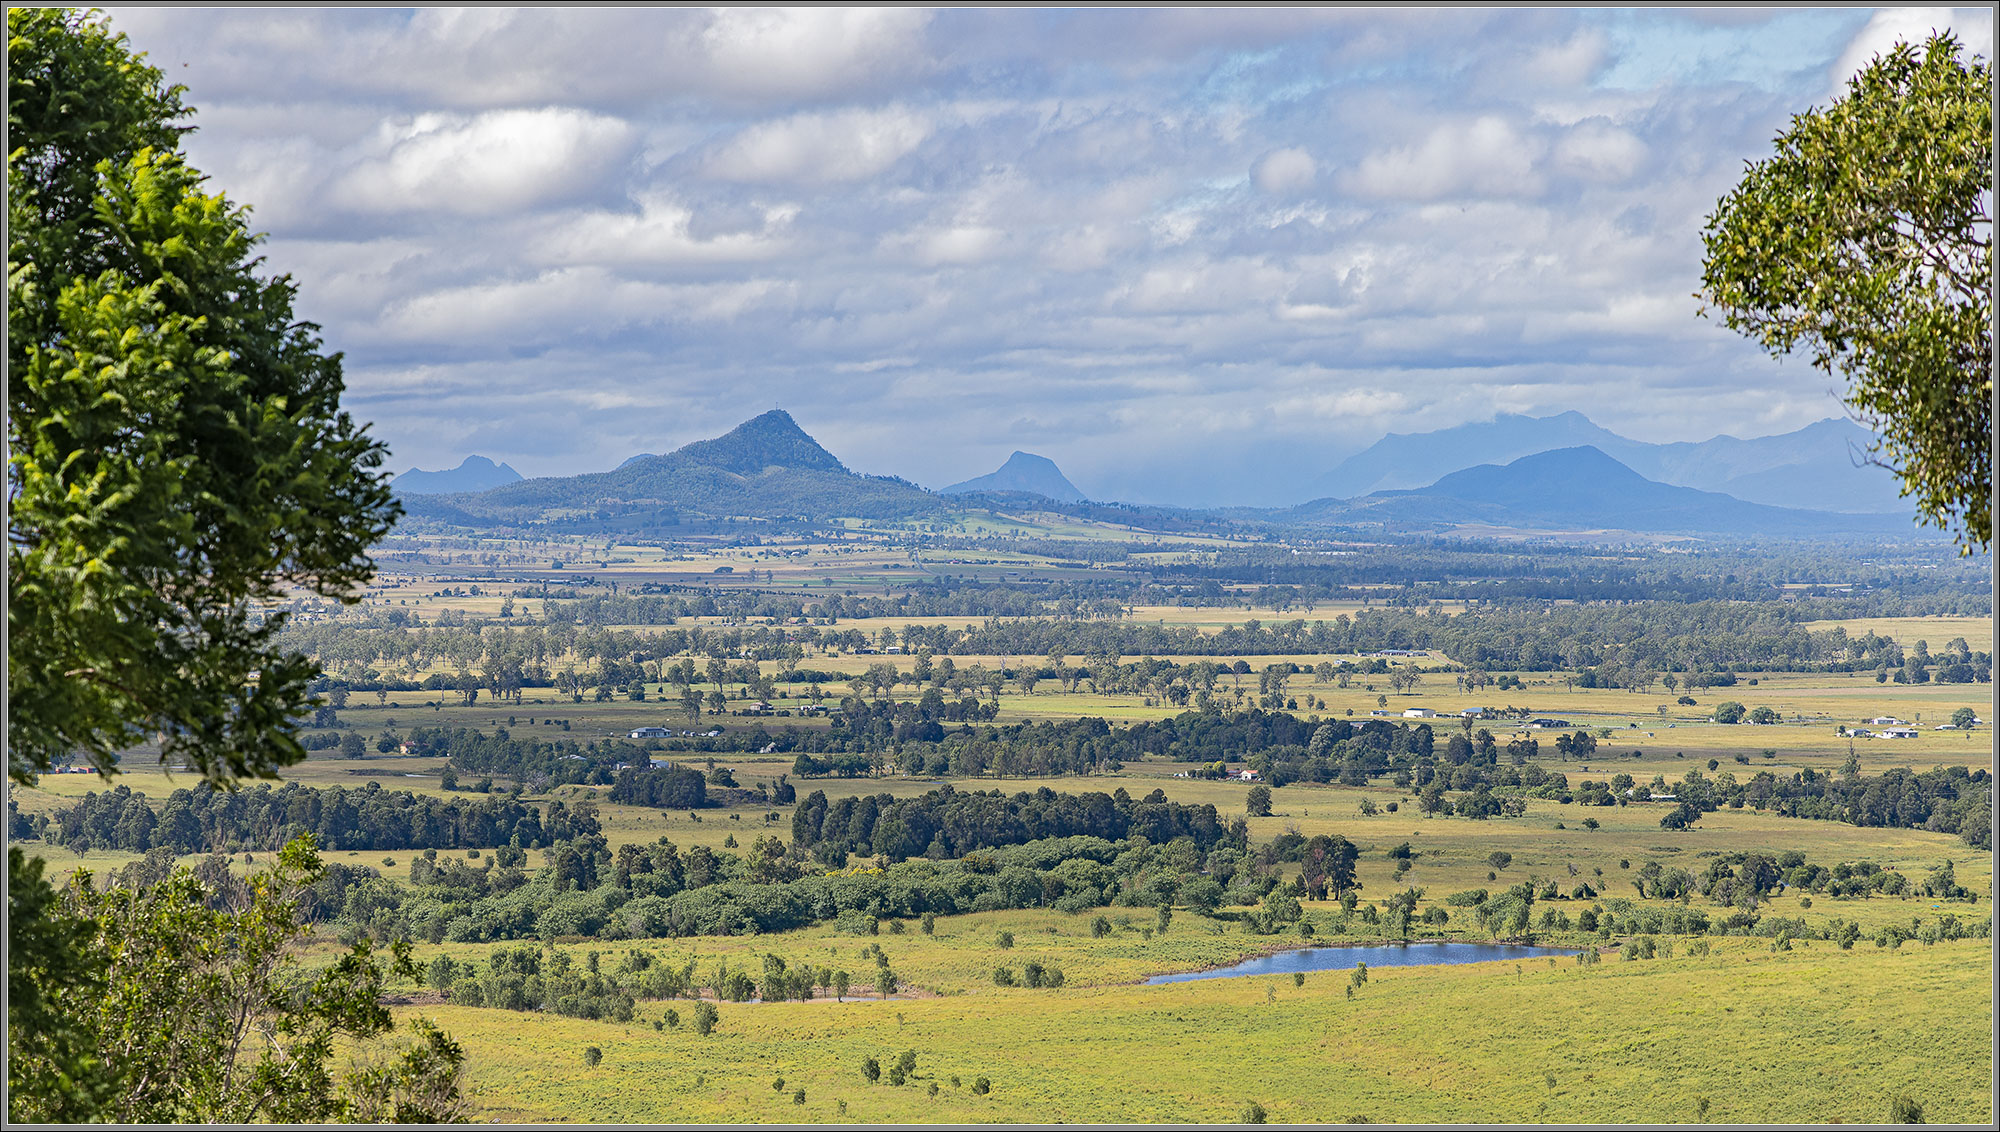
[99,7,1899,504]
[703,106,933,183]
[1252,147,1318,194]
[1346,116,1545,200]
[329,108,635,215]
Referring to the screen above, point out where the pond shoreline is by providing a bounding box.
[1140,938,1579,985]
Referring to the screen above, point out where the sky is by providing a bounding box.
[100,6,1992,506]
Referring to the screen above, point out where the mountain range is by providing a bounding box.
[1291,446,1910,536]
[398,409,1924,540]
[1309,412,1904,514]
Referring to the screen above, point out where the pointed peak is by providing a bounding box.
[669,410,847,475]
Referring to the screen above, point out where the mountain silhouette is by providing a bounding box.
[942,452,1085,502]
[1293,447,1912,535]
[391,455,523,495]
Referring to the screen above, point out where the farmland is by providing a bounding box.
[13,525,1992,1125]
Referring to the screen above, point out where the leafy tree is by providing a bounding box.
[8,837,468,1123]
[1713,701,1747,724]
[1699,32,1992,551]
[1888,1094,1925,1123]
[7,7,399,786]
[1246,784,1273,817]
[862,1057,881,1084]
[1950,707,1977,729]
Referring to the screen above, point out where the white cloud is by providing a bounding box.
[1346,116,1545,200]
[330,108,634,216]
[697,8,936,99]
[1252,147,1318,194]
[94,7,1891,504]
[703,106,933,183]
[1551,120,1647,183]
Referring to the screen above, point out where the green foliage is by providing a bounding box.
[1241,1100,1269,1124]
[1700,32,1992,550]
[6,8,399,787]
[1713,701,1746,724]
[1889,1093,1926,1123]
[582,1047,601,1068]
[1246,784,1273,817]
[693,1001,718,1035]
[6,836,467,1123]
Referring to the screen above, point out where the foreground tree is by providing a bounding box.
[8,6,399,787]
[1699,32,1992,551]
[7,9,436,1120]
[9,837,471,1124]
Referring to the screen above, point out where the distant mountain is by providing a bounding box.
[1292,447,1912,536]
[942,452,1086,502]
[399,410,942,528]
[392,455,522,495]
[1310,413,1905,514]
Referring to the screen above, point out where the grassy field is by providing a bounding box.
[401,932,1992,1124]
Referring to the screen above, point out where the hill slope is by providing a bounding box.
[942,452,1086,502]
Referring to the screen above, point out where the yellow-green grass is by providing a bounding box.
[401,935,1992,1124]
[1799,615,1992,656]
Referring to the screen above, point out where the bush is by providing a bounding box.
[583,1046,602,1067]
[972,1076,991,1095]
[693,1001,718,1035]
[1241,1101,1268,1123]
[994,931,1014,949]
[1888,1095,1925,1123]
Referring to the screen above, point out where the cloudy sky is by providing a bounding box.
[103,6,1990,506]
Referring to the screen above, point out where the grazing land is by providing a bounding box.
[18,526,1992,1125]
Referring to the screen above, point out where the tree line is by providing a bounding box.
[28,782,600,854]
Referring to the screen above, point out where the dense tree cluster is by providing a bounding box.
[34,782,598,854]
[790,785,1228,865]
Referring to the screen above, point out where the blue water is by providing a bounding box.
[1144,941,1577,984]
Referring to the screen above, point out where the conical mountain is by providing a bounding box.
[942,451,1085,502]
[399,410,938,528]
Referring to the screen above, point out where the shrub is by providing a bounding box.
[972,1077,991,1095]
[693,1001,718,1035]
[994,931,1014,949]
[583,1046,602,1067]
[1241,1101,1268,1123]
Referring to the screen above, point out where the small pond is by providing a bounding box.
[1144,941,1577,985]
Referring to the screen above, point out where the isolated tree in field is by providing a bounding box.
[1713,701,1746,724]
[1950,707,1977,729]
[1246,784,1273,817]
[1699,32,1992,551]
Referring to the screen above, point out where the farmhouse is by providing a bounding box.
[1230,768,1261,782]
[1878,726,1919,739]
[1867,716,1907,726]
[1402,708,1434,718]
[628,726,672,739]
[1526,718,1572,729]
